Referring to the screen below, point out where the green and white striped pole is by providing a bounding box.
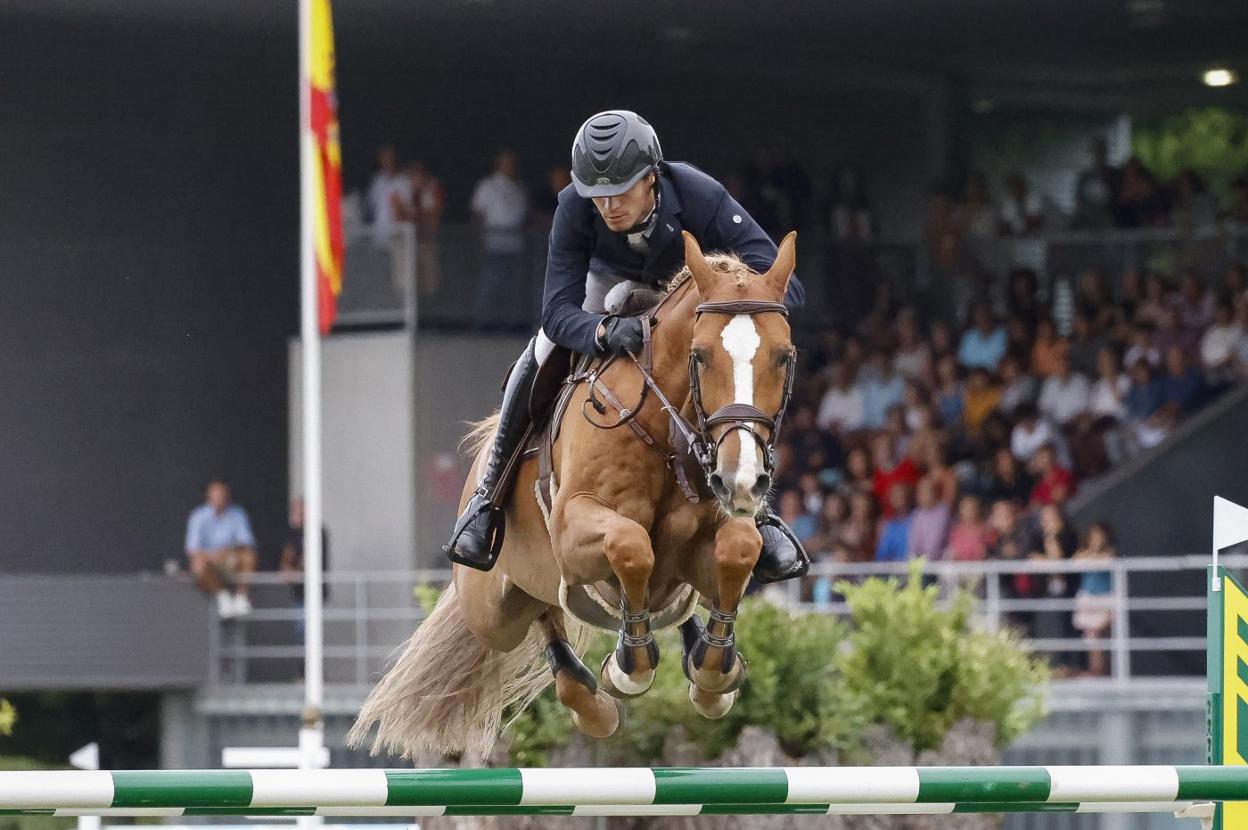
[0,767,1238,818]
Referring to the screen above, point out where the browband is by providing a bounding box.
[695,301,788,317]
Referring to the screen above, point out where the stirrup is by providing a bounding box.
[443,491,506,571]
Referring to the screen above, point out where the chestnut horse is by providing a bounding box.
[349,232,797,760]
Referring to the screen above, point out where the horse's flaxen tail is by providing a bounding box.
[347,561,591,760]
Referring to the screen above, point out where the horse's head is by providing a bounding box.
[681,231,796,518]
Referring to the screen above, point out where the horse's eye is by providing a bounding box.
[691,349,707,366]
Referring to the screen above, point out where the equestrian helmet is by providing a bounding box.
[571,110,663,198]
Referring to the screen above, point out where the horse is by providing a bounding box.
[348,231,798,761]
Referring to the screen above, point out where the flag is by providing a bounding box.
[308,0,343,335]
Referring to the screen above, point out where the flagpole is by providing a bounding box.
[297,0,326,800]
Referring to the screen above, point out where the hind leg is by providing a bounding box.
[538,610,621,739]
[683,518,759,717]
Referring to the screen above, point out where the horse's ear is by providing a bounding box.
[764,231,797,299]
[682,231,718,297]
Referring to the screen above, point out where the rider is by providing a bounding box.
[445,110,810,583]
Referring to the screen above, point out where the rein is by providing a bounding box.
[573,287,794,504]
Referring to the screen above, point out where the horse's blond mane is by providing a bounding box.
[663,251,757,296]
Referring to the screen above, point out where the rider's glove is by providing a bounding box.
[597,315,645,356]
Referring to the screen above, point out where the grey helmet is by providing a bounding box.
[571,110,663,198]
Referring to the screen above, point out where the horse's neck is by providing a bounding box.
[648,280,698,401]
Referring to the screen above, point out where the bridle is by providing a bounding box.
[576,293,795,503]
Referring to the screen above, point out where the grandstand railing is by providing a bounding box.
[206,553,1248,688]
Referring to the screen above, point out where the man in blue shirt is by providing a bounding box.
[185,479,257,618]
[957,303,1008,370]
[445,110,808,584]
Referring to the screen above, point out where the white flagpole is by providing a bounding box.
[297,0,326,798]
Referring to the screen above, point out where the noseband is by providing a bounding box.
[687,301,795,480]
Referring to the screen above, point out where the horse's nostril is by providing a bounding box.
[709,473,729,499]
[750,474,772,499]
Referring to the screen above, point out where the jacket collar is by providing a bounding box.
[642,169,683,269]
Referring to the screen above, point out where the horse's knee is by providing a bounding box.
[603,521,654,582]
[715,521,762,571]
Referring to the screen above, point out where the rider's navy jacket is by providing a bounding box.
[541,161,806,355]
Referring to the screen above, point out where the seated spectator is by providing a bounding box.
[1114,156,1167,227]
[1222,263,1247,304]
[918,434,959,505]
[280,497,330,639]
[1008,268,1043,329]
[1029,443,1076,506]
[998,354,1038,416]
[787,405,842,475]
[1090,346,1129,421]
[1010,402,1067,465]
[999,171,1047,236]
[908,478,952,560]
[1030,317,1067,378]
[1174,271,1215,332]
[958,172,998,239]
[1072,521,1116,677]
[860,350,905,430]
[902,379,932,433]
[1038,353,1091,426]
[945,495,992,561]
[1123,321,1160,370]
[893,310,932,379]
[1171,168,1218,232]
[929,319,956,363]
[816,361,865,434]
[980,446,1034,506]
[843,445,875,496]
[962,368,1002,435]
[1069,309,1109,376]
[875,483,915,562]
[1201,299,1242,386]
[1158,345,1205,414]
[811,492,850,554]
[185,479,257,619]
[1155,306,1199,363]
[957,303,1008,370]
[779,490,819,546]
[1134,273,1172,330]
[842,490,879,562]
[935,354,965,426]
[1117,268,1143,321]
[871,432,919,517]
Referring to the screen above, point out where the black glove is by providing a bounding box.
[597,315,645,356]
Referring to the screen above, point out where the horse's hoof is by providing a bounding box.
[571,689,623,739]
[689,651,747,695]
[599,651,654,699]
[689,683,737,720]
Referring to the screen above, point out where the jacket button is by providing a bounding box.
[732,214,742,224]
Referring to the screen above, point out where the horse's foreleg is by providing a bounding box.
[538,610,620,739]
[684,518,759,716]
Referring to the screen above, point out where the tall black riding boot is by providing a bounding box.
[752,511,811,584]
[444,342,540,570]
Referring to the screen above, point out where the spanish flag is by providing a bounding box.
[308,0,343,335]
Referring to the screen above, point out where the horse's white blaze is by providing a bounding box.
[720,314,762,509]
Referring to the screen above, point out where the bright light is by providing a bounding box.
[1203,68,1239,88]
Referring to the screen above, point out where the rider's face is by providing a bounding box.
[591,173,656,232]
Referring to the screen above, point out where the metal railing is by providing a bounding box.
[206,554,1245,688]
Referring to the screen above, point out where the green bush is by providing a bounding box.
[1134,107,1248,197]
[509,565,1046,763]
[0,700,15,737]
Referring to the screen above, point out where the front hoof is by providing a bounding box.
[689,684,738,720]
[688,651,747,695]
[571,689,623,739]
[599,651,654,699]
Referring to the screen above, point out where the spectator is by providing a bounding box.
[1154,305,1200,363]
[841,490,879,562]
[470,149,528,332]
[1010,402,1066,465]
[812,492,850,554]
[1226,175,1248,226]
[1134,274,1171,329]
[816,361,866,434]
[1174,271,1215,333]
[893,310,932,379]
[908,477,952,560]
[998,354,1038,416]
[918,434,959,506]
[843,444,875,496]
[1008,268,1043,330]
[184,480,257,619]
[929,320,956,363]
[1201,299,1242,386]
[875,483,915,562]
[1124,358,1163,425]
[1072,521,1116,677]
[945,495,992,562]
[934,354,965,426]
[871,432,919,516]
[1117,269,1143,321]
[861,350,905,430]
[1030,503,1080,673]
[957,302,1008,370]
[1038,352,1091,426]
[1090,346,1129,420]
[999,172,1046,236]
[533,165,572,230]
[1029,443,1076,506]
[368,144,415,300]
[787,405,842,476]
[1222,263,1248,304]
[1114,156,1167,227]
[743,144,810,240]
[1030,318,1067,378]
[779,490,819,547]
[1069,308,1108,376]
[980,447,1034,506]
[1071,137,1119,231]
[901,380,931,433]
[280,497,330,640]
[823,163,875,243]
[1170,168,1218,232]
[1123,321,1161,370]
[957,172,998,239]
[406,161,445,297]
[986,499,1041,630]
[1158,345,1205,414]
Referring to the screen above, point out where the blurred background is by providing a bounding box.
[3,2,1248,827]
